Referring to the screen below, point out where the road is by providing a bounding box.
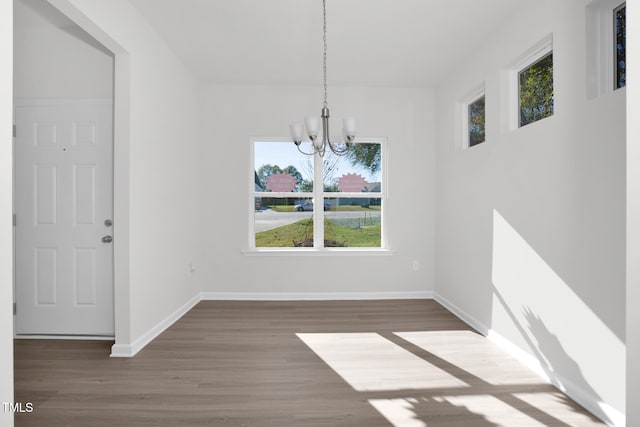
[254,209,380,232]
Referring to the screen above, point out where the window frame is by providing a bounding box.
[248,137,389,254]
[505,35,554,131]
[462,85,486,149]
[518,51,554,127]
[586,0,626,98]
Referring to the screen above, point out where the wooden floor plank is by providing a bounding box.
[14,300,605,426]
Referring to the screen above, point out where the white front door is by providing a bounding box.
[14,100,114,336]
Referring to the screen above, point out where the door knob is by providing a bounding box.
[102,235,113,243]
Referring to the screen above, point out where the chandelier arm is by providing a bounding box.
[295,143,317,156]
[327,142,352,156]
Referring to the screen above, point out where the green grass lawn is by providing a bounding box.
[256,219,381,247]
[267,205,381,213]
[268,206,296,213]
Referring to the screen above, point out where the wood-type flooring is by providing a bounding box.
[14,300,606,426]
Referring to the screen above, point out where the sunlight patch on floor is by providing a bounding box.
[296,333,468,391]
[368,398,426,427]
[395,330,543,385]
[514,393,606,427]
[370,395,549,427]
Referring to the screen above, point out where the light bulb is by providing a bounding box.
[290,123,304,144]
[343,117,356,135]
[305,116,320,140]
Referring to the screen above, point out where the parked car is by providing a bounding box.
[294,200,330,211]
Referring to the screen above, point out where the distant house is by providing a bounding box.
[334,182,381,207]
[365,182,381,193]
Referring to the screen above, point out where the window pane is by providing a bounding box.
[615,5,626,89]
[519,53,554,127]
[468,95,485,147]
[254,197,314,247]
[323,198,382,248]
[254,141,313,192]
[323,143,382,193]
[251,139,385,250]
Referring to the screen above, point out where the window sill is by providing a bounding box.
[242,248,394,257]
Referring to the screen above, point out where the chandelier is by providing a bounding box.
[289,0,356,157]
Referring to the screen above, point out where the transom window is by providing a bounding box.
[519,52,554,127]
[614,3,626,89]
[586,1,627,98]
[251,139,385,249]
[468,94,486,147]
[504,35,553,130]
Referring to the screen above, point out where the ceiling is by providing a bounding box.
[14,0,75,30]
[14,0,113,56]
[128,0,528,87]
[16,0,529,87]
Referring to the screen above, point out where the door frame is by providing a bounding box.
[13,98,115,338]
[13,0,132,353]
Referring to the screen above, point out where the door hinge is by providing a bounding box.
[13,303,16,316]
[13,214,16,227]
[12,124,16,138]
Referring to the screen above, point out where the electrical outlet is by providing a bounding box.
[412,260,420,271]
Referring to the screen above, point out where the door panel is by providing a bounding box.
[15,101,113,336]
[36,164,57,224]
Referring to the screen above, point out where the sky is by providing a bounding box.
[254,140,379,183]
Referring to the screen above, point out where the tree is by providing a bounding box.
[519,53,554,127]
[299,179,313,192]
[257,164,307,192]
[346,143,381,176]
[615,5,626,88]
[469,96,485,146]
[324,182,339,192]
[256,164,282,191]
[298,155,342,191]
[282,165,303,189]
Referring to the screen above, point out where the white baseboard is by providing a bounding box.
[15,334,114,340]
[200,291,434,301]
[434,292,625,427]
[434,292,490,335]
[110,343,135,358]
[110,293,201,358]
[486,328,625,427]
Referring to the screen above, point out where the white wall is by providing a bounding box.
[627,3,639,426]
[200,84,435,296]
[47,0,203,352]
[1,2,13,426]
[435,0,625,424]
[13,0,113,99]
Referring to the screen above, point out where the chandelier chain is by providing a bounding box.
[289,0,354,158]
[322,0,328,108]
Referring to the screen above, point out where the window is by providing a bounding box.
[503,35,553,131]
[251,139,385,249]
[586,0,625,98]
[614,3,626,89]
[460,85,485,149]
[468,94,486,147]
[519,52,554,127]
